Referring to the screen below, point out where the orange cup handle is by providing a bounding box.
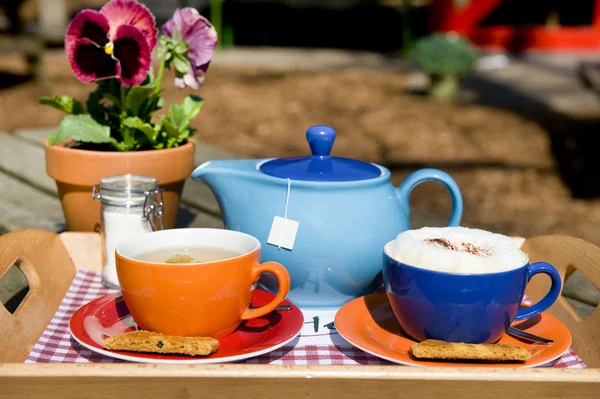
[241,261,291,320]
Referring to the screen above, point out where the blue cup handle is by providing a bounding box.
[396,168,463,227]
[513,262,562,322]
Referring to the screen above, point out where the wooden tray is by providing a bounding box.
[1,230,599,398]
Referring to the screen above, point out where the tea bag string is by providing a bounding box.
[284,178,291,220]
[278,178,292,249]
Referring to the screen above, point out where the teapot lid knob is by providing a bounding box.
[307,125,335,156]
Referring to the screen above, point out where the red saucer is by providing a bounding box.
[69,290,304,364]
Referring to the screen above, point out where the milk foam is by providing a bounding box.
[386,227,529,274]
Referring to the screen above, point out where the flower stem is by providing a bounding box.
[155,57,167,94]
[211,0,223,50]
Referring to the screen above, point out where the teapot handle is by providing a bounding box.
[395,168,463,227]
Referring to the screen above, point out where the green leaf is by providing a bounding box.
[111,140,129,151]
[178,128,190,141]
[160,116,180,139]
[123,117,157,142]
[181,95,204,120]
[170,104,187,129]
[139,94,164,119]
[125,86,154,115]
[174,40,189,55]
[55,114,113,144]
[39,95,85,115]
[159,35,170,47]
[172,55,189,74]
[48,131,58,146]
[167,137,180,148]
[119,126,137,150]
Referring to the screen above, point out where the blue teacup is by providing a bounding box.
[382,240,562,344]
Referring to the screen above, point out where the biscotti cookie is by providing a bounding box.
[104,330,219,356]
[409,339,531,362]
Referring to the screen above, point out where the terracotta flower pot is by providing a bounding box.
[44,140,195,232]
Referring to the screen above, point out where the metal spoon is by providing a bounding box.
[506,326,554,344]
[249,304,293,311]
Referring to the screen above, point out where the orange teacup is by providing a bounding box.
[115,228,291,338]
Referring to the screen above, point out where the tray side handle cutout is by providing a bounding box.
[0,229,76,363]
[522,235,600,368]
[561,265,598,320]
[1,256,40,315]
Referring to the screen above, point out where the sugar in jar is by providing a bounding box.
[92,174,163,288]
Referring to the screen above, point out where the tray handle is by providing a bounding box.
[0,230,76,363]
[522,235,600,368]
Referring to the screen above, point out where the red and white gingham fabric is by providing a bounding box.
[26,269,586,367]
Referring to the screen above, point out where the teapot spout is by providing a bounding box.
[191,159,263,193]
[191,159,267,225]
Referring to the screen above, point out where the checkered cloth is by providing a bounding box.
[26,269,586,367]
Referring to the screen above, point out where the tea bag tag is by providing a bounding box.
[267,216,299,250]
[267,178,299,250]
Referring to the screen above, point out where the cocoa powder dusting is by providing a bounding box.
[425,238,490,256]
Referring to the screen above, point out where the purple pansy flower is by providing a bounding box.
[162,8,218,89]
[65,0,158,87]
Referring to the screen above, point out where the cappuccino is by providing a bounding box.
[386,227,528,274]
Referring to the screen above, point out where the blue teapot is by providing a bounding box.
[192,125,463,309]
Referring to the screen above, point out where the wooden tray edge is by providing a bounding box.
[1,363,599,398]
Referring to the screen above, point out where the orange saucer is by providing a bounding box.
[334,293,572,368]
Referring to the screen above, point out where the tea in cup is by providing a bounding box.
[115,228,291,338]
[382,226,562,344]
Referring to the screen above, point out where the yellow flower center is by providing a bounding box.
[104,42,114,55]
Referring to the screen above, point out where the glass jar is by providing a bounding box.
[92,174,164,289]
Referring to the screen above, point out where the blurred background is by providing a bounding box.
[2,0,600,246]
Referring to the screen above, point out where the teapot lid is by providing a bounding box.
[259,125,381,182]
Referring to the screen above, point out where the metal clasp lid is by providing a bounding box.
[91,174,164,231]
[142,188,164,231]
[92,184,101,201]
